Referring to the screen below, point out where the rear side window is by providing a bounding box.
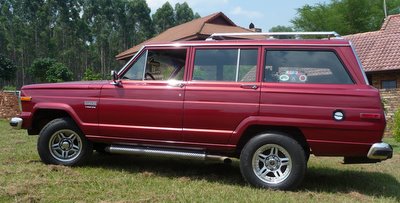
[264,50,353,84]
[193,49,257,82]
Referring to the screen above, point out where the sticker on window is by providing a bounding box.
[278,71,307,83]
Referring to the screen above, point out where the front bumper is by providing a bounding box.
[10,117,23,130]
[367,142,393,160]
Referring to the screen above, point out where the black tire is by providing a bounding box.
[37,117,93,166]
[240,132,306,190]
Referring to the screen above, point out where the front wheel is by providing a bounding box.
[37,117,93,166]
[240,132,306,190]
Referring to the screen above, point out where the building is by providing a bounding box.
[116,12,262,61]
[344,14,400,123]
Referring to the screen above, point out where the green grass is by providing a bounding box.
[0,119,399,202]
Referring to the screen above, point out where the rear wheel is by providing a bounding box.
[240,132,306,190]
[37,118,93,166]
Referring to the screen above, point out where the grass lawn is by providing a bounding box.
[0,119,399,202]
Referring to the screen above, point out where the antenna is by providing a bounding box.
[384,0,388,18]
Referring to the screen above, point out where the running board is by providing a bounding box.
[105,145,232,163]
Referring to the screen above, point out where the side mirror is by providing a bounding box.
[110,70,121,86]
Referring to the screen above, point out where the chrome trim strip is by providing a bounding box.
[235,48,241,82]
[98,123,233,134]
[349,41,369,85]
[118,46,146,75]
[141,50,149,80]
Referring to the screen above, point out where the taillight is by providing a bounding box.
[360,113,381,120]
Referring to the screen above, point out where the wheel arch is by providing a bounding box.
[29,104,82,135]
[234,125,310,158]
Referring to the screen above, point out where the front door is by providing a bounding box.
[98,47,188,141]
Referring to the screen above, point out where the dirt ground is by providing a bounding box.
[0,92,20,119]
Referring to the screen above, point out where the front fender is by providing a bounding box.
[33,103,83,126]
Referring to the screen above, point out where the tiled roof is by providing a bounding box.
[116,12,260,60]
[343,14,400,72]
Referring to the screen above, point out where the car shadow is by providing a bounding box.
[85,153,400,200]
[301,166,400,200]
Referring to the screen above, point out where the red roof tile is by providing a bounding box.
[343,14,400,72]
[115,12,259,60]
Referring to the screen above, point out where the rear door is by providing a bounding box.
[182,46,261,144]
[99,47,188,141]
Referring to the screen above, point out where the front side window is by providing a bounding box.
[121,49,187,81]
[193,49,257,82]
[122,52,146,80]
[264,50,353,84]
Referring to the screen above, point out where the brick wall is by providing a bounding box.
[368,72,400,135]
[370,71,400,89]
[379,88,400,135]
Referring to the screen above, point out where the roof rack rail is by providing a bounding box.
[206,31,342,41]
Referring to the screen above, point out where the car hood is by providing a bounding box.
[21,80,110,90]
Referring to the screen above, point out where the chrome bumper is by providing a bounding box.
[367,142,393,160]
[10,117,23,130]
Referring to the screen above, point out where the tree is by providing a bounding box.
[0,0,199,87]
[152,2,175,34]
[269,25,295,39]
[46,62,73,82]
[29,58,73,83]
[29,58,58,83]
[175,2,194,25]
[82,67,102,81]
[0,54,16,82]
[292,0,400,35]
[269,25,294,32]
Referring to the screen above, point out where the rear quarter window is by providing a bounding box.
[264,50,353,84]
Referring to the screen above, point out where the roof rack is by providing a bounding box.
[206,31,342,41]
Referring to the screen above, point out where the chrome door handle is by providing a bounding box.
[168,83,185,88]
[240,84,259,90]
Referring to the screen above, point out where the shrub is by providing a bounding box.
[392,108,400,142]
[2,85,16,91]
[30,58,73,83]
[29,58,57,82]
[83,67,102,81]
[46,62,74,83]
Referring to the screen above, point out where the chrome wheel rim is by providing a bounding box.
[49,129,82,162]
[252,144,292,184]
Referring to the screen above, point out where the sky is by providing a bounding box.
[146,0,331,31]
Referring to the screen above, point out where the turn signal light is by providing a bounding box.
[20,96,32,102]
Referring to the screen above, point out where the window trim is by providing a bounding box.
[262,48,355,84]
[120,47,189,81]
[191,46,260,83]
